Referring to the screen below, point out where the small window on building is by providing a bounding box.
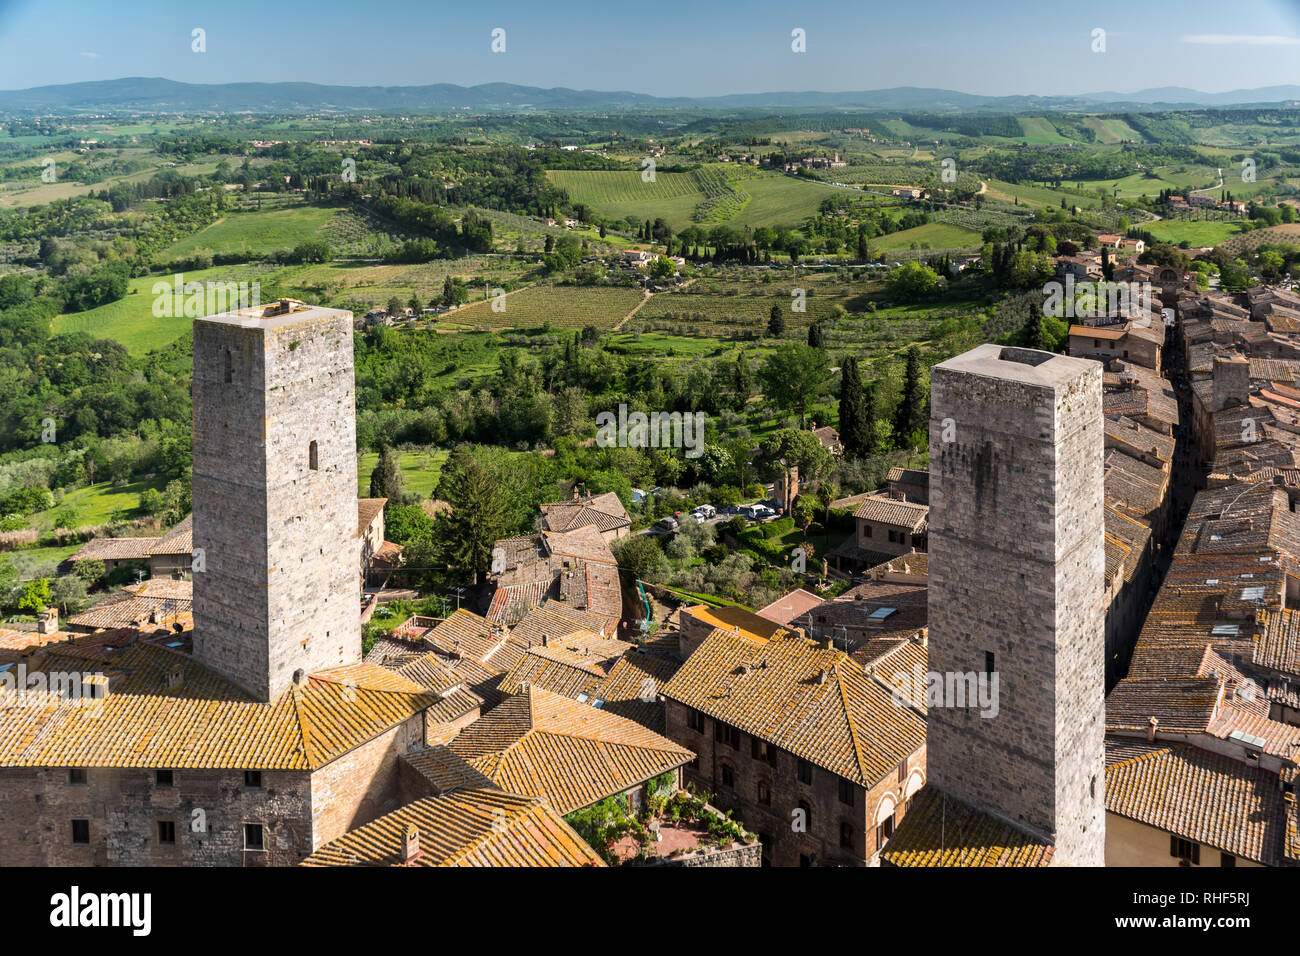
[1170,835,1199,864]
[223,348,233,384]
[244,770,262,789]
[308,440,319,471]
[158,821,176,845]
[687,708,705,732]
[244,823,265,851]
[838,779,855,806]
[840,822,855,850]
[68,768,86,786]
[876,815,894,848]
[727,726,741,750]
[71,819,90,845]
[897,759,907,784]
[757,779,771,806]
[797,759,813,785]
[798,800,813,831]
[984,651,995,676]
[155,769,174,788]
[1220,853,1236,868]
[863,525,872,538]
[720,763,735,789]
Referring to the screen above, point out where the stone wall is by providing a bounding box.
[192,306,361,702]
[927,345,1106,866]
[0,767,313,866]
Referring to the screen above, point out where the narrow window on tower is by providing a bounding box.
[984,651,995,675]
[224,348,233,384]
[309,440,319,471]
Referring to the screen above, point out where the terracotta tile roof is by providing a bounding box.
[150,514,193,556]
[401,745,497,793]
[424,609,515,667]
[300,788,604,867]
[1105,740,1288,865]
[510,603,615,645]
[447,686,693,814]
[539,492,631,535]
[390,653,485,723]
[853,495,929,531]
[1257,608,1300,678]
[67,587,192,632]
[70,537,159,563]
[1206,702,1300,759]
[680,604,786,643]
[1106,677,1224,734]
[881,786,1054,867]
[497,630,633,699]
[486,580,552,627]
[584,647,682,733]
[0,642,438,770]
[662,630,925,788]
[357,498,386,534]
[756,589,825,626]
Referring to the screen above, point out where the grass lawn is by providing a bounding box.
[876,221,983,251]
[162,204,341,260]
[52,265,275,356]
[25,477,167,533]
[357,449,449,499]
[7,544,84,581]
[1144,219,1247,247]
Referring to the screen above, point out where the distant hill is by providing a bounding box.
[1,77,1298,114]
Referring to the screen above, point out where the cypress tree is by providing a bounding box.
[369,445,404,501]
[768,304,785,337]
[894,346,926,445]
[839,357,865,457]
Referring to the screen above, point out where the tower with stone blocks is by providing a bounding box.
[191,299,361,702]
[927,344,1106,866]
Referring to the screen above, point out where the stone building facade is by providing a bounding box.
[192,300,361,702]
[927,344,1106,866]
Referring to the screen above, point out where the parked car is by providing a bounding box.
[692,504,716,520]
[656,516,679,532]
[751,505,778,520]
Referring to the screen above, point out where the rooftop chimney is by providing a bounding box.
[401,824,421,864]
[36,608,58,636]
[1147,716,1159,743]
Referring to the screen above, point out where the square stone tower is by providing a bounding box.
[191,299,361,702]
[927,344,1105,866]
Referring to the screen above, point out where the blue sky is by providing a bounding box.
[0,0,1297,97]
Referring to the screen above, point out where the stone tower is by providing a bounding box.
[192,299,361,702]
[927,344,1105,866]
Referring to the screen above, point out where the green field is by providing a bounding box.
[1144,219,1246,247]
[547,167,831,231]
[876,222,983,251]
[26,477,168,533]
[53,265,276,356]
[983,179,1102,210]
[162,204,341,260]
[357,449,448,499]
[450,283,646,329]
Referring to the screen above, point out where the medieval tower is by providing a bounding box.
[927,344,1106,866]
[192,299,361,702]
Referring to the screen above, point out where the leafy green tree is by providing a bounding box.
[759,344,827,428]
[886,261,941,299]
[385,503,433,545]
[17,578,52,614]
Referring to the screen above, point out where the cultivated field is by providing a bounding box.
[447,283,646,329]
